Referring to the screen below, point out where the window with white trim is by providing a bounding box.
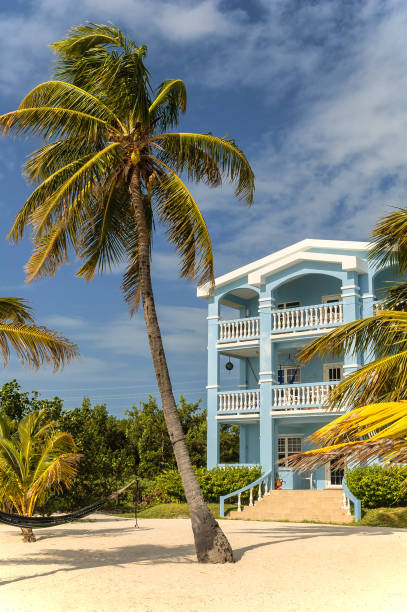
[322,294,342,304]
[278,301,300,309]
[277,365,301,384]
[323,363,343,382]
[278,436,302,466]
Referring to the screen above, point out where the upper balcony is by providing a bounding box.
[217,301,343,351]
[271,302,343,335]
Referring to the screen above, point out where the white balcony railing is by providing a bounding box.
[218,317,259,341]
[272,382,338,409]
[218,390,260,412]
[272,303,343,332]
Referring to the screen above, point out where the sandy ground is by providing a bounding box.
[0,515,406,612]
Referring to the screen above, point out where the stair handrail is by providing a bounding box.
[219,469,273,518]
[342,477,362,522]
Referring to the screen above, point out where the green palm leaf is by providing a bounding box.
[151,132,255,203]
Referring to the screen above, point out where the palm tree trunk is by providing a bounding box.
[129,170,233,563]
[21,528,36,542]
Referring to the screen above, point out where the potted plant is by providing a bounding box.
[275,473,283,489]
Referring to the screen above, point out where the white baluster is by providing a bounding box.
[258,482,263,501]
[264,477,269,495]
[237,492,242,512]
[249,488,254,506]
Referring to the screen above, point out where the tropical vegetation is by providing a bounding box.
[0,22,254,563]
[0,409,80,542]
[345,465,407,510]
[285,208,407,474]
[0,381,240,516]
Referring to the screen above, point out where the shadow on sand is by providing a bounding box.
[0,520,401,585]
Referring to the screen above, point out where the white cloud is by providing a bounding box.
[45,315,86,330]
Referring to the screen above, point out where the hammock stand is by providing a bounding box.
[0,479,137,530]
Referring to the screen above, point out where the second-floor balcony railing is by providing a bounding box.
[218,317,260,342]
[272,382,338,409]
[272,303,343,332]
[218,390,260,412]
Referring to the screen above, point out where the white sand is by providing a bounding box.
[0,515,406,611]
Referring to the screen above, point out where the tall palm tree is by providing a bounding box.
[0,410,80,542]
[0,23,254,562]
[0,297,78,370]
[285,208,407,472]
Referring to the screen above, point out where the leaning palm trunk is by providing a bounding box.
[130,172,233,562]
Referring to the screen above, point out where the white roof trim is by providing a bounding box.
[197,239,369,298]
[248,252,368,287]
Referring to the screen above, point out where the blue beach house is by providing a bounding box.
[198,239,395,493]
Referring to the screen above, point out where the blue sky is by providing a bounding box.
[0,0,406,415]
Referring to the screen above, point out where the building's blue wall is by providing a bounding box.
[275,274,341,306]
[239,423,260,464]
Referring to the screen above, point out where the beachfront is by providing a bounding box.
[0,515,406,611]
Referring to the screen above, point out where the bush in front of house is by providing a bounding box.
[153,466,262,504]
[346,465,407,509]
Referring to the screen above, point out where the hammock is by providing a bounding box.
[0,480,136,529]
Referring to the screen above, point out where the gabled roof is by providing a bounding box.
[197,239,369,298]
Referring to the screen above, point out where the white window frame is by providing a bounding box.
[322,294,342,304]
[325,462,344,488]
[278,435,303,467]
[277,301,300,310]
[278,364,301,384]
[323,363,343,382]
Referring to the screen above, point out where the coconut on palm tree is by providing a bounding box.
[0,23,255,563]
[0,410,80,542]
[284,208,407,473]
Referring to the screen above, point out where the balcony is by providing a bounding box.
[218,317,260,346]
[217,382,339,415]
[272,382,338,410]
[218,389,260,414]
[272,303,343,334]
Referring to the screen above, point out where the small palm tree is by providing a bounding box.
[285,208,407,472]
[0,23,254,562]
[0,297,78,370]
[0,410,80,542]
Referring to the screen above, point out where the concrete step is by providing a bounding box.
[229,490,353,523]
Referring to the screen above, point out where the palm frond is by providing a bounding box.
[149,79,187,129]
[370,208,407,273]
[8,154,94,244]
[76,181,132,280]
[284,437,407,472]
[151,159,214,287]
[299,310,407,409]
[52,23,151,127]
[19,80,123,131]
[24,181,93,282]
[0,323,79,370]
[0,107,108,141]
[24,138,96,184]
[151,132,254,203]
[29,143,122,239]
[0,298,34,324]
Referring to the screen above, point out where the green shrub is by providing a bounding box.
[154,466,262,503]
[346,465,407,509]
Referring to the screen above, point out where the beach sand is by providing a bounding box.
[0,515,406,611]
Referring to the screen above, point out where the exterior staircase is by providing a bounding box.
[229,489,353,523]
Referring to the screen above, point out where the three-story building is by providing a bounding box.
[198,239,396,490]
